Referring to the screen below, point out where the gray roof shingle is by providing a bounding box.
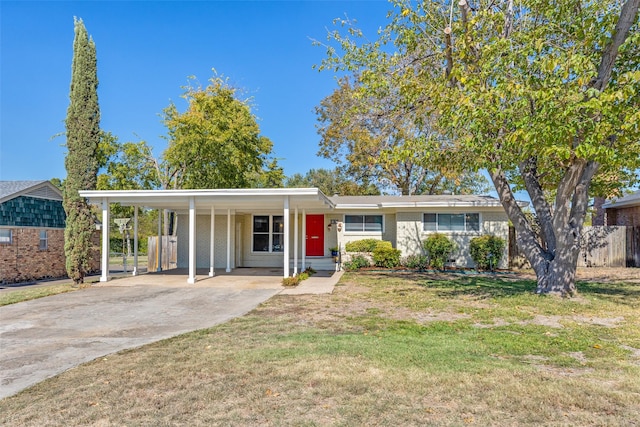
[0,181,61,203]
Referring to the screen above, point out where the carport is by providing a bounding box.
[80,188,334,284]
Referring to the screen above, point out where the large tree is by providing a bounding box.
[162,75,276,189]
[63,18,101,285]
[316,68,490,196]
[319,0,640,295]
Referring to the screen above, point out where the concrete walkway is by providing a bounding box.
[0,269,341,399]
[281,270,343,295]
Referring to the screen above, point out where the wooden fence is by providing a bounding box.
[147,236,178,271]
[509,226,639,268]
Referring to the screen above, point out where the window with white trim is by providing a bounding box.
[344,215,383,232]
[39,230,48,250]
[253,215,284,252]
[423,213,480,232]
[0,229,12,244]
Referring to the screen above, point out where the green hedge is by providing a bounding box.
[345,239,380,252]
[470,235,505,270]
[343,255,371,271]
[403,254,429,270]
[372,241,401,268]
[423,233,456,270]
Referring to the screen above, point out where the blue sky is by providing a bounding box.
[1,0,395,182]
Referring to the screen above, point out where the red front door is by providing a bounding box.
[306,214,325,256]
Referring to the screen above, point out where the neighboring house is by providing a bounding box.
[603,190,640,226]
[80,188,522,284]
[0,181,67,283]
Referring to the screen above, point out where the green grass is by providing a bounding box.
[1,271,639,426]
[0,284,77,306]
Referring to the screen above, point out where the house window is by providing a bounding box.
[39,230,48,250]
[423,213,480,232]
[344,215,383,232]
[0,229,12,244]
[253,215,284,252]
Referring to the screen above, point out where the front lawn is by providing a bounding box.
[1,271,638,426]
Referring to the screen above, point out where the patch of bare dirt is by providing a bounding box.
[523,314,565,328]
[567,351,588,364]
[575,267,640,284]
[572,316,625,327]
[473,318,511,328]
[620,345,640,359]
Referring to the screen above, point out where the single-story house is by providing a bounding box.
[604,190,640,226]
[1,181,67,283]
[80,188,520,284]
[80,188,520,283]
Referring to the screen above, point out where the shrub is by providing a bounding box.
[297,272,309,281]
[470,235,505,270]
[343,255,371,271]
[403,254,429,270]
[282,276,300,286]
[372,241,401,268]
[423,233,456,270]
[345,239,380,252]
[303,267,316,276]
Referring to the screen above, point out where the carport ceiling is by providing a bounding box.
[79,188,334,214]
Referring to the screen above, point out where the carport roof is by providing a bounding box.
[79,187,335,213]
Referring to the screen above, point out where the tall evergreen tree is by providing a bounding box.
[64,17,100,284]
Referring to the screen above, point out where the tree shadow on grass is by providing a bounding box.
[417,274,538,299]
[576,280,640,307]
[408,272,640,306]
[360,271,536,298]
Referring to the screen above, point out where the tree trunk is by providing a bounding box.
[489,166,587,297]
[529,239,580,296]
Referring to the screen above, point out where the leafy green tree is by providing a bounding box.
[63,17,101,285]
[97,138,161,191]
[50,178,64,191]
[251,158,285,188]
[315,71,489,195]
[285,167,379,195]
[162,75,276,189]
[319,0,640,295]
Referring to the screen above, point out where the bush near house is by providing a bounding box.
[470,235,506,271]
[402,254,430,270]
[345,239,379,252]
[423,233,456,270]
[343,255,371,271]
[372,241,401,268]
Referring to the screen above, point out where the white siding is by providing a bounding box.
[395,209,509,268]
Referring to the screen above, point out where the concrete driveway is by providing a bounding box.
[0,270,284,399]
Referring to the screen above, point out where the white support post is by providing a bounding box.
[293,206,299,276]
[133,205,139,276]
[301,209,306,271]
[100,198,110,282]
[157,209,162,272]
[209,206,215,277]
[187,196,196,284]
[284,196,290,278]
[226,208,232,273]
